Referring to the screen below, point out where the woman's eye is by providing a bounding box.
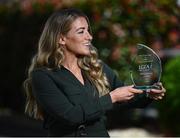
[78,31,84,34]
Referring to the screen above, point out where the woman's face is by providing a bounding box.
[61,17,93,56]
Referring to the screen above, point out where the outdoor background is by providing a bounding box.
[0,0,180,137]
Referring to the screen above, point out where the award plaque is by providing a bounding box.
[130,44,162,90]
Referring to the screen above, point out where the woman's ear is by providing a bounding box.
[58,35,66,45]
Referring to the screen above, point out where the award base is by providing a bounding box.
[133,84,161,91]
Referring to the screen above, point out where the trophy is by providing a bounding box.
[130,44,162,90]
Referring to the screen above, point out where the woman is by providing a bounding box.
[24,8,165,137]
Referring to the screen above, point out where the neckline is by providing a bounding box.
[61,66,86,87]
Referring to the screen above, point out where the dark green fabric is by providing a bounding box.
[31,63,152,137]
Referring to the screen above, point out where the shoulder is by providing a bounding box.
[31,67,70,85]
[31,68,52,83]
[101,61,117,78]
[31,67,65,89]
[31,67,62,80]
[32,67,63,75]
[101,61,124,89]
[101,61,116,83]
[32,67,51,76]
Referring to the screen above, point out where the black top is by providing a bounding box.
[31,63,152,137]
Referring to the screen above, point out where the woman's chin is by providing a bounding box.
[77,51,90,57]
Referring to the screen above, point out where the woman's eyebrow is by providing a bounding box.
[75,27,85,32]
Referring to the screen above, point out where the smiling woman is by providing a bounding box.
[23,8,166,137]
[61,17,93,56]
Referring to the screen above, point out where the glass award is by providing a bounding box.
[130,44,162,90]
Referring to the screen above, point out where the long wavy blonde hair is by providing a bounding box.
[24,8,110,120]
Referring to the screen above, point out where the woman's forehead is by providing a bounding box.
[70,17,89,30]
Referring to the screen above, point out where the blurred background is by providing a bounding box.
[0,0,180,137]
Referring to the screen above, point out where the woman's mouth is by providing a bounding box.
[84,43,91,47]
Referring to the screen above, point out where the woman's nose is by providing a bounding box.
[86,32,93,41]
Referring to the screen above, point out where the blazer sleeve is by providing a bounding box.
[102,63,153,110]
[31,69,113,127]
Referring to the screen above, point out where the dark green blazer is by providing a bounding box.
[31,63,152,137]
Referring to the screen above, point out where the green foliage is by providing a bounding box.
[157,56,180,135]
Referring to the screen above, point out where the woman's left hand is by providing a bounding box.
[147,82,166,100]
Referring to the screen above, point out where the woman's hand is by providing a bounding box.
[110,85,143,103]
[147,82,166,100]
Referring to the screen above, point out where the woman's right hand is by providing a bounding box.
[110,85,143,103]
